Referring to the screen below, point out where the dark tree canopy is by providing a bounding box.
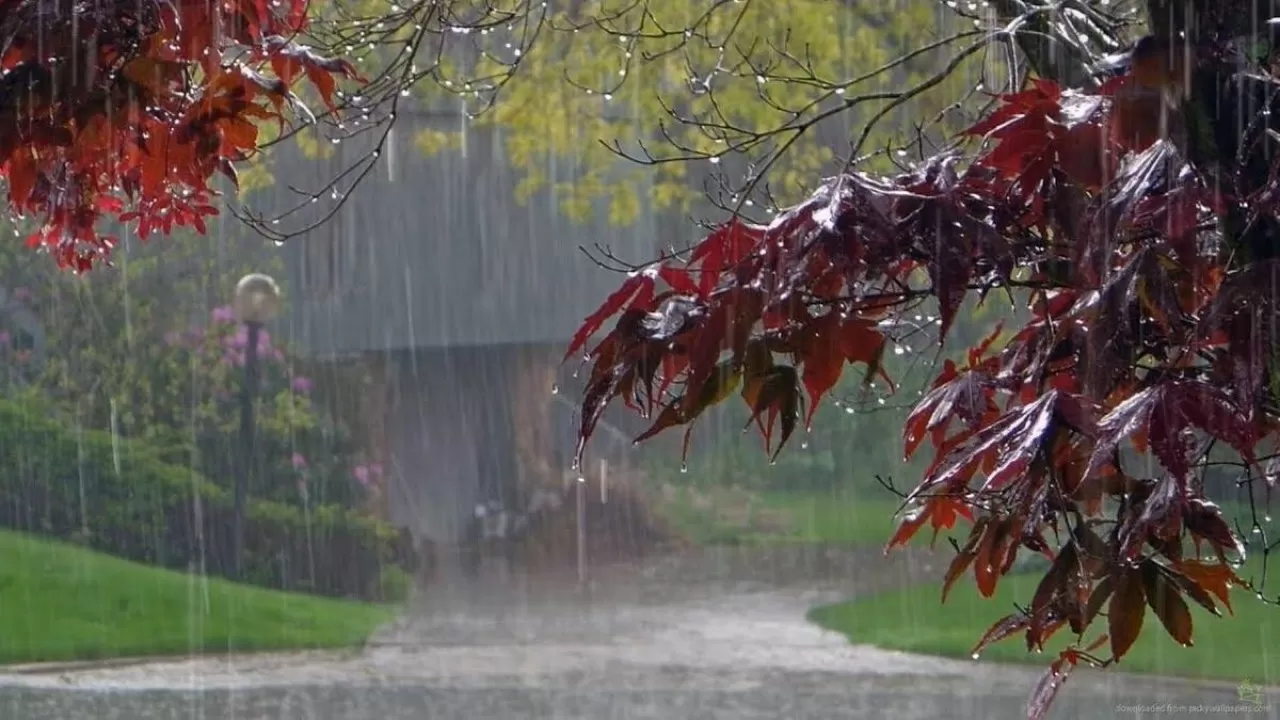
[572,1,1280,716]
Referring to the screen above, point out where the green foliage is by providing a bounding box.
[0,529,396,664]
[376,565,414,604]
[0,396,404,601]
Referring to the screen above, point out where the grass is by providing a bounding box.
[809,556,1280,685]
[0,530,400,665]
[654,482,930,548]
[755,489,907,545]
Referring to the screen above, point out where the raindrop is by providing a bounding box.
[551,383,560,395]
[800,441,809,450]
[971,652,980,660]
[893,345,905,355]
[680,464,688,473]
[709,156,721,165]
[577,476,586,484]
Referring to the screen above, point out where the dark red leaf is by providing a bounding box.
[941,516,988,600]
[1087,381,1257,482]
[1141,561,1194,647]
[688,218,765,295]
[1182,498,1245,562]
[971,611,1032,659]
[1108,568,1146,661]
[1174,560,1244,615]
[658,264,700,295]
[565,270,655,361]
[1026,652,1076,720]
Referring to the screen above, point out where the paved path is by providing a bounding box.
[2,548,1276,719]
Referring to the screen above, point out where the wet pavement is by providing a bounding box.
[2,547,1277,719]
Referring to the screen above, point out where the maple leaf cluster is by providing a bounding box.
[571,68,1280,717]
[0,0,362,270]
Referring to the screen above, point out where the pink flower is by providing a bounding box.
[353,465,371,487]
[12,287,31,302]
[211,305,235,324]
[291,452,308,470]
[370,463,384,477]
[228,326,271,352]
[291,376,313,394]
[163,331,182,347]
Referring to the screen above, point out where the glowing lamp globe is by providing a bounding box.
[233,273,282,325]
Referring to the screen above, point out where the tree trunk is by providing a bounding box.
[1146,0,1280,264]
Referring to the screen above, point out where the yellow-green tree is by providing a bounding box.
[272,1,1000,232]
[454,1,988,224]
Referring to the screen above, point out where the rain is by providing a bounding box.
[0,1,1278,719]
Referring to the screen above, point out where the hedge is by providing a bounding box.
[0,397,405,601]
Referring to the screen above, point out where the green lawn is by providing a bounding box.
[809,556,1280,684]
[0,530,399,665]
[656,484,914,548]
[756,489,908,545]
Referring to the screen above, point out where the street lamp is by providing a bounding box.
[230,273,281,580]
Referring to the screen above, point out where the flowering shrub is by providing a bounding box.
[2,278,372,512]
[161,303,369,509]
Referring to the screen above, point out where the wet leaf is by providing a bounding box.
[565,271,656,361]
[971,611,1032,658]
[1173,560,1243,615]
[1026,652,1076,720]
[1141,561,1193,647]
[941,517,989,600]
[1108,568,1146,661]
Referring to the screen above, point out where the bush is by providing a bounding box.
[375,566,414,604]
[0,397,402,601]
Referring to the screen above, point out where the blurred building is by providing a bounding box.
[270,109,685,550]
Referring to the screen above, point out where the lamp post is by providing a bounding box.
[231,273,281,580]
